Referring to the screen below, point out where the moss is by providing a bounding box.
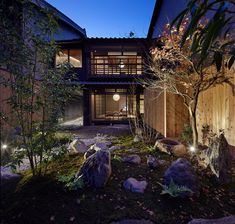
[2,135,235,224]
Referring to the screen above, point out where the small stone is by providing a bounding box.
[123,177,147,193]
[146,155,159,169]
[121,154,141,164]
[188,215,235,224]
[109,145,121,152]
[172,144,188,157]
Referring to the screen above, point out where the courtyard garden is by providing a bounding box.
[1,127,235,224]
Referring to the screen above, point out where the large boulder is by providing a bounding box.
[198,133,232,183]
[123,177,147,193]
[68,139,88,154]
[121,154,141,165]
[154,138,180,155]
[164,158,198,197]
[188,215,235,224]
[77,149,111,188]
[84,142,110,159]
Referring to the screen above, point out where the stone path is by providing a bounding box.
[68,124,131,139]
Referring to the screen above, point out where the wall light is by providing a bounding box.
[113,93,120,101]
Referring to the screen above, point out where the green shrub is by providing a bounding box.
[180,124,193,144]
[57,173,84,191]
[158,178,193,197]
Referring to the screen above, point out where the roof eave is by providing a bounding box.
[147,0,163,39]
[30,0,87,38]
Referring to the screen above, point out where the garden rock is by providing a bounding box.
[123,177,147,193]
[77,149,111,188]
[133,135,141,142]
[84,142,110,159]
[80,138,97,147]
[146,155,159,169]
[188,215,235,224]
[154,138,180,154]
[164,158,198,197]
[84,147,96,159]
[198,133,232,183]
[172,144,188,157]
[111,219,154,224]
[68,139,88,154]
[0,166,21,185]
[94,142,110,150]
[109,145,121,152]
[121,154,141,164]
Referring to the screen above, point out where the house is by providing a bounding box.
[146,0,235,148]
[0,0,86,133]
[56,38,148,126]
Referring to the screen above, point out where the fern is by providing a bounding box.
[158,178,193,197]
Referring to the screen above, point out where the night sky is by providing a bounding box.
[46,0,156,38]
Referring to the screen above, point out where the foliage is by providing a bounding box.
[0,0,81,176]
[146,0,235,149]
[8,148,26,172]
[171,0,235,70]
[158,178,193,197]
[57,173,84,191]
[180,124,193,144]
[112,154,122,162]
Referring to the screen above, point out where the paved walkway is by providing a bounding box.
[67,124,131,139]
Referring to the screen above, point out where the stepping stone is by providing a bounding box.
[123,177,147,193]
[121,154,141,164]
[111,219,154,224]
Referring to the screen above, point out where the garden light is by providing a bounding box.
[2,144,8,149]
[189,145,195,152]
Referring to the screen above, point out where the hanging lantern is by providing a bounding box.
[113,93,120,101]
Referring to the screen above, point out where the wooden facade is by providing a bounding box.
[144,88,189,138]
[197,72,235,146]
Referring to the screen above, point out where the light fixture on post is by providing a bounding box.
[113,93,120,101]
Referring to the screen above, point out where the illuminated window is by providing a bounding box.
[56,49,82,68]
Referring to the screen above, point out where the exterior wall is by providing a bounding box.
[197,72,235,146]
[0,70,14,132]
[144,88,189,138]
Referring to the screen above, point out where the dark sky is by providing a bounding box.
[46,0,156,38]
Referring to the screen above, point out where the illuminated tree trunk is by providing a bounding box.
[188,96,199,150]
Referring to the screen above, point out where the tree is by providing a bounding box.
[0,0,80,175]
[146,0,235,149]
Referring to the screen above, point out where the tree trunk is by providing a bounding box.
[191,113,198,149]
[188,99,199,150]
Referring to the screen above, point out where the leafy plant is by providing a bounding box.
[158,178,193,197]
[112,154,122,162]
[57,173,84,191]
[180,124,193,144]
[8,148,27,172]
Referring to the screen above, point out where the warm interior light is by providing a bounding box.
[119,60,125,68]
[113,94,120,101]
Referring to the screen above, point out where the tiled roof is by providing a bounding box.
[30,0,87,38]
